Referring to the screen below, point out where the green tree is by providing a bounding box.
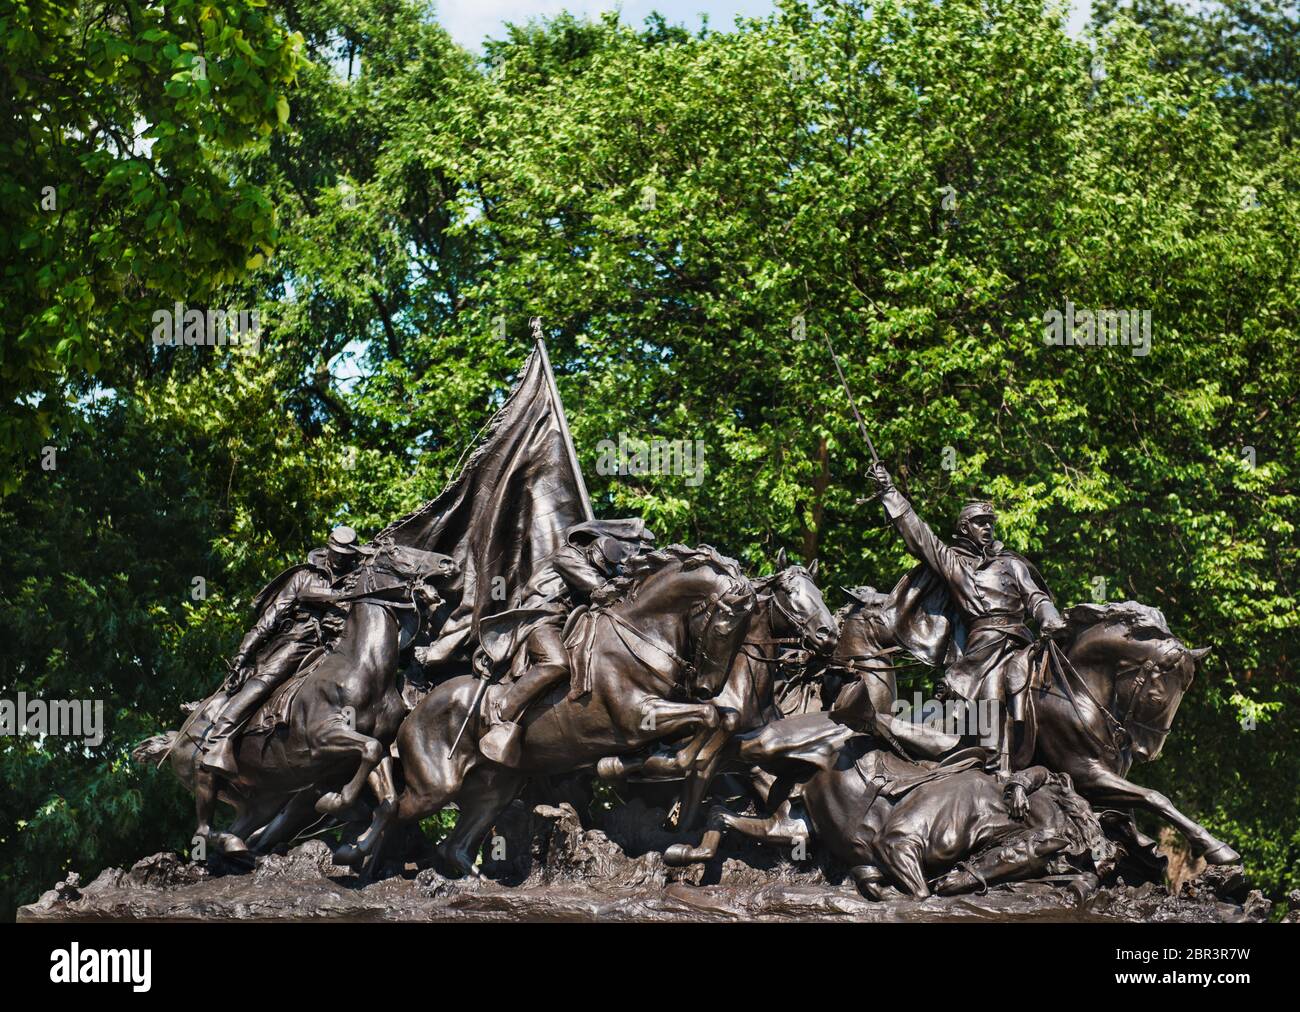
[0,0,304,485]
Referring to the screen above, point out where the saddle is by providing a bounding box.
[853,746,988,800]
[245,647,329,736]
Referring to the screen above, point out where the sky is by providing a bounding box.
[432,0,1097,51]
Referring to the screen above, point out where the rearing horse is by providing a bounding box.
[346,544,758,877]
[595,552,838,829]
[828,596,1236,864]
[1027,601,1234,864]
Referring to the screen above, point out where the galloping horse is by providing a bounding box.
[594,551,838,828]
[134,542,459,861]
[342,545,759,877]
[1028,602,1234,864]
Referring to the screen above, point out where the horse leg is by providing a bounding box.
[596,751,650,780]
[674,723,742,830]
[436,766,525,876]
[332,758,398,869]
[313,718,386,816]
[194,768,252,864]
[850,863,889,900]
[663,803,732,865]
[335,766,398,870]
[1073,765,1240,864]
[357,771,456,883]
[369,755,397,808]
[359,698,475,881]
[664,799,810,865]
[598,713,740,828]
[595,697,721,780]
[250,791,324,855]
[875,832,931,898]
[193,767,218,843]
[639,696,721,738]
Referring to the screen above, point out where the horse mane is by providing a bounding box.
[1063,600,1173,644]
[752,564,811,595]
[590,544,747,609]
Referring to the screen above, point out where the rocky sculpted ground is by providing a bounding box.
[18,800,1288,923]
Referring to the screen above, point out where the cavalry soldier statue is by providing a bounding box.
[867,463,1067,774]
[200,525,364,777]
[475,518,656,767]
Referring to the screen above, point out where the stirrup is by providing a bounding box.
[480,721,524,767]
[200,739,240,777]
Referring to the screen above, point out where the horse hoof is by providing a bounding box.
[212,833,255,868]
[664,844,696,867]
[333,844,363,868]
[432,846,476,879]
[1202,842,1241,865]
[596,757,624,780]
[932,871,972,896]
[315,792,345,815]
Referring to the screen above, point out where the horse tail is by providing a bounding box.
[131,730,177,768]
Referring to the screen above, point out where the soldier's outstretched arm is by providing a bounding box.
[868,463,957,578]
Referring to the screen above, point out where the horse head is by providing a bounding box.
[1061,601,1211,763]
[347,541,460,648]
[759,550,837,656]
[366,541,459,584]
[684,550,757,699]
[831,584,892,668]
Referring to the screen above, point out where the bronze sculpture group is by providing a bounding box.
[135,340,1238,903]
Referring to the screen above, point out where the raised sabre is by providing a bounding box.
[823,331,880,467]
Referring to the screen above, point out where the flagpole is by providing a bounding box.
[532,319,594,521]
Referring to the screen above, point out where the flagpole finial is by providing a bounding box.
[530,317,543,342]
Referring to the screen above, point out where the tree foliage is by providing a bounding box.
[0,0,305,483]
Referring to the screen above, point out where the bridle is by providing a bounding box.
[735,573,820,663]
[331,542,451,650]
[1110,656,1180,737]
[601,565,754,698]
[1042,640,1179,754]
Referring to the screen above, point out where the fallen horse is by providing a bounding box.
[665,732,1118,900]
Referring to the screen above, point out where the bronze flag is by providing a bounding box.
[377,343,591,668]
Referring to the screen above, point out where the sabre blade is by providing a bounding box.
[823,332,880,466]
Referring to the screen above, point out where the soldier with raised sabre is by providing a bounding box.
[866,464,1067,773]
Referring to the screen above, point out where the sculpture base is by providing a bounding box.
[18,802,1274,924]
